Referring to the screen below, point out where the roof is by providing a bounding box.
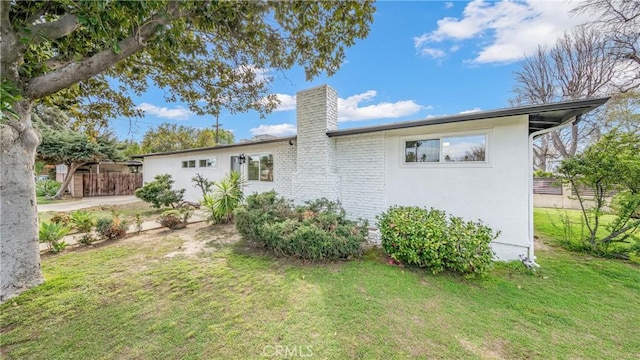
[132,136,296,158]
[134,97,609,158]
[326,97,610,137]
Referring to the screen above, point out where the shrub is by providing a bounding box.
[36,179,61,197]
[157,207,193,230]
[192,173,214,197]
[377,206,498,275]
[202,171,246,224]
[50,212,71,226]
[96,216,128,240]
[39,221,70,253]
[235,191,367,261]
[135,174,185,209]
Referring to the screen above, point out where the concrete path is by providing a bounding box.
[38,195,140,213]
[39,209,209,252]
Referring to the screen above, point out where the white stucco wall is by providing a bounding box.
[142,141,294,203]
[382,115,530,260]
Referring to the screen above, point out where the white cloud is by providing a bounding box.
[250,123,297,137]
[459,107,481,114]
[273,94,297,111]
[270,90,425,122]
[137,103,191,120]
[338,90,425,122]
[414,0,592,64]
[419,47,447,59]
[444,2,454,9]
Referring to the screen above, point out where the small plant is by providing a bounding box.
[134,213,144,234]
[50,212,71,226]
[377,206,499,275]
[157,207,193,230]
[202,171,246,224]
[70,210,96,245]
[135,174,185,209]
[35,179,61,197]
[192,173,215,198]
[39,221,70,253]
[96,212,128,240]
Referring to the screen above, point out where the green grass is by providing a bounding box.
[2,223,639,359]
[36,196,78,205]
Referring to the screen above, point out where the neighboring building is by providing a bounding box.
[137,85,607,261]
[56,160,143,197]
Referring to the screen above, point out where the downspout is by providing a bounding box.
[527,117,577,263]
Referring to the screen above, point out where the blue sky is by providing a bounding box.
[111,0,591,142]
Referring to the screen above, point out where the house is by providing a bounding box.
[137,85,608,261]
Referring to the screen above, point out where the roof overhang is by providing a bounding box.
[326,97,610,137]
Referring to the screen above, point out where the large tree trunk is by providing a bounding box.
[1,100,44,302]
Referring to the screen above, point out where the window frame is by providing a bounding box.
[198,157,217,169]
[246,153,274,182]
[401,130,491,168]
[181,159,197,169]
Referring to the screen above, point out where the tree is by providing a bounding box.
[0,1,374,301]
[557,131,640,258]
[141,123,234,154]
[37,130,125,199]
[571,0,640,89]
[120,139,142,160]
[511,26,639,170]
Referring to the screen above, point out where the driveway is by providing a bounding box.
[37,195,141,213]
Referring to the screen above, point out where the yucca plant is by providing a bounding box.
[39,221,70,253]
[202,171,246,224]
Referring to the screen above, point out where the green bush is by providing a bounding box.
[70,210,94,233]
[135,174,185,208]
[235,191,367,261]
[96,217,128,240]
[377,206,498,275]
[39,221,70,253]
[36,179,61,197]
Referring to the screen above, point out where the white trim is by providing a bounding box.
[399,129,492,168]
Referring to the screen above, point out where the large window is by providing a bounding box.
[247,154,273,181]
[405,134,487,163]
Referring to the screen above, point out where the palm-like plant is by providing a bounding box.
[202,171,246,224]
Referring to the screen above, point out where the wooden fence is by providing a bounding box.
[82,173,143,197]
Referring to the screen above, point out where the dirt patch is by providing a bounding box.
[457,337,508,360]
[534,236,554,252]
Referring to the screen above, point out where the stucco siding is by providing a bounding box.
[142,142,290,203]
[383,115,530,259]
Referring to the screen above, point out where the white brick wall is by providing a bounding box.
[273,141,296,199]
[335,133,386,225]
[292,85,340,203]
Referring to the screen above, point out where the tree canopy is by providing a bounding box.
[141,123,234,154]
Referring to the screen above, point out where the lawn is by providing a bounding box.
[1,221,639,359]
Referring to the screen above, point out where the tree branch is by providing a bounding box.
[25,13,80,45]
[25,2,182,100]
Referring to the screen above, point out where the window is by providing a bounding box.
[181,160,196,168]
[199,157,217,168]
[247,154,273,181]
[404,134,487,163]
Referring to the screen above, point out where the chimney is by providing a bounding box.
[292,85,340,203]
